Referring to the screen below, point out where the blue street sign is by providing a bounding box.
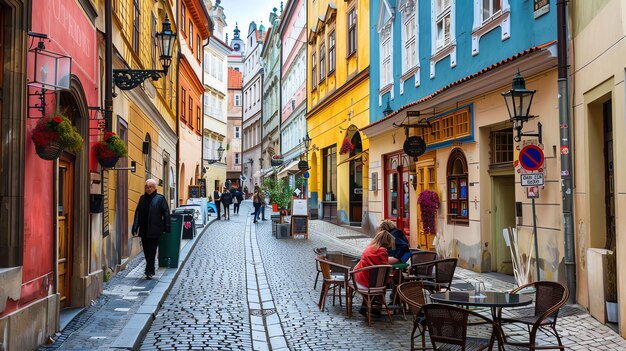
[519,145,544,171]
[303,171,310,179]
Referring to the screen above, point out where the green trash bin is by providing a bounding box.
[158,213,183,268]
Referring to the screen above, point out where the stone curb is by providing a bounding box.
[109,219,217,350]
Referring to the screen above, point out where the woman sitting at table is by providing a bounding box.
[379,220,411,264]
[353,230,395,314]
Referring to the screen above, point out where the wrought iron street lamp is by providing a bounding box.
[207,144,225,164]
[113,16,177,90]
[383,100,394,116]
[302,133,312,152]
[502,71,541,143]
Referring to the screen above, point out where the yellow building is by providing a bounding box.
[306,0,370,226]
[108,0,179,265]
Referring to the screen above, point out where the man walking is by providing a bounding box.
[132,179,170,279]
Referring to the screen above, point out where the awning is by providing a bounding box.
[337,149,369,166]
[261,167,275,177]
[277,160,301,177]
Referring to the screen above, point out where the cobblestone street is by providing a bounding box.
[136,201,626,351]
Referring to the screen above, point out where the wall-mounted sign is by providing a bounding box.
[534,0,549,19]
[521,173,544,187]
[371,172,378,192]
[298,160,309,171]
[403,136,426,158]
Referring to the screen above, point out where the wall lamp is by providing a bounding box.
[113,16,176,90]
[502,71,542,143]
[206,144,225,165]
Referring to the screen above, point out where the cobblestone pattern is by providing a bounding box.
[39,250,157,350]
[140,207,253,350]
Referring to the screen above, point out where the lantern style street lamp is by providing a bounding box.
[207,144,225,164]
[113,15,177,90]
[302,133,312,152]
[502,71,541,143]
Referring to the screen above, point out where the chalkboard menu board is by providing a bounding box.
[188,185,200,198]
[291,215,308,239]
[197,178,206,197]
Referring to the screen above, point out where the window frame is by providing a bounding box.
[189,22,193,49]
[132,0,140,54]
[196,35,201,60]
[319,42,326,82]
[311,51,317,91]
[196,106,201,133]
[402,13,417,73]
[328,31,336,74]
[181,3,186,34]
[322,145,337,200]
[347,7,357,57]
[181,88,187,122]
[482,0,501,22]
[188,96,193,128]
[447,149,469,225]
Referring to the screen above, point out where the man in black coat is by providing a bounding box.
[132,179,171,279]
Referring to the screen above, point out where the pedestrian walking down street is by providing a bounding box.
[132,179,170,279]
[213,186,221,220]
[221,186,232,220]
[252,188,262,223]
[233,187,243,214]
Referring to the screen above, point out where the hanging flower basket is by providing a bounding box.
[339,137,354,155]
[31,113,83,160]
[417,189,440,234]
[93,132,128,169]
[35,140,64,160]
[270,154,284,167]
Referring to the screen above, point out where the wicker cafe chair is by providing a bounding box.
[423,258,458,293]
[315,256,345,311]
[397,281,429,350]
[498,281,569,350]
[422,303,506,351]
[405,251,438,281]
[349,264,394,327]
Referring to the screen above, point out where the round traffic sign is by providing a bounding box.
[303,171,310,179]
[519,145,544,171]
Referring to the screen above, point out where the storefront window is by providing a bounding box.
[447,149,468,225]
[322,145,337,200]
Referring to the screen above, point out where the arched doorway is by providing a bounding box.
[349,132,363,223]
[179,163,185,205]
[58,85,89,308]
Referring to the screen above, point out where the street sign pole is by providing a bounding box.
[532,197,540,281]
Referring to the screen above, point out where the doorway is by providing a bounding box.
[116,118,129,262]
[603,100,615,251]
[58,157,74,308]
[349,133,363,223]
[491,175,515,274]
[384,152,410,235]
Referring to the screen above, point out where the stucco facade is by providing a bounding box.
[261,12,281,175]
[226,68,243,184]
[306,0,371,226]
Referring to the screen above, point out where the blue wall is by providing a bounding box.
[369,0,557,124]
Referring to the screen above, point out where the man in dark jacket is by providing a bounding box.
[132,179,171,279]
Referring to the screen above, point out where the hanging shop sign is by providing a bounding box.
[403,136,426,158]
[298,160,309,171]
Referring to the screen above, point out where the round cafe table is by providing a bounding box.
[430,291,533,322]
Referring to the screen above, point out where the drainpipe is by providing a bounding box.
[175,2,181,208]
[104,0,113,133]
[202,36,210,187]
[557,0,576,303]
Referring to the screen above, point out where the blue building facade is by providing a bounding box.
[363,0,563,279]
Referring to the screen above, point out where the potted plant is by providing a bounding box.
[31,113,83,160]
[606,250,618,323]
[92,131,128,168]
[418,189,439,249]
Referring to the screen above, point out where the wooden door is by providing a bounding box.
[58,159,74,307]
[492,175,515,274]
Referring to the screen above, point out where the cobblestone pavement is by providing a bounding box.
[138,201,626,350]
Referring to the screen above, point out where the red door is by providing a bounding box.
[384,153,410,235]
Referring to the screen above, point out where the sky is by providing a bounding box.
[220,0,279,44]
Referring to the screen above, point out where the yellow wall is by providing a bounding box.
[306,0,370,223]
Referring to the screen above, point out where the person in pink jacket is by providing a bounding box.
[354,230,395,288]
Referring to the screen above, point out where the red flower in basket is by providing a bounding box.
[92,132,128,167]
[31,113,83,153]
[339,137,354,155]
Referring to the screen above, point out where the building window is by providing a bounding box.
[181,88,187,122]
[423,107,472,145]
[196,106,201,133]
[181,4,186,33]
[145,134,152,179]
[188,96,193,128]
[133,0,140,53]
[482,0,501,22]
[490,129,513,165]
[319,42,326,81]
[347,8,357,56]
[435,0,451,49]
[204,52,210,70]
[328,31,336,73]
[447,149,468,225]
[235,153,240,165]
[381,33,391,86]
[189,23,193,48]
[403,14,416,72]
[235,126,241,138]
[322,145,337,200]
[311,52,317,90]
[235,94,241,106]
[196,35,201,60]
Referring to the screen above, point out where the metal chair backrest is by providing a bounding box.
[397,281,426,315]
[410,251,438,276]
[434,258,458,290]
[423,303,505,351]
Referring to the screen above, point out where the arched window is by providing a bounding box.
[447,148,468,225]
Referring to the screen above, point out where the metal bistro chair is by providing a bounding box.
[349,264,394,327]
[397,281,429,351]
[498,281,569,350]
[313,247,328,290]
[422,303,506,351]
[315,256,345,311]
[418,258,458,293]
[405,251,438,281]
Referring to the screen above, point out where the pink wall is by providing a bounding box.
[280,0,307,123]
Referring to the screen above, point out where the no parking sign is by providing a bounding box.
[519,145,544,171]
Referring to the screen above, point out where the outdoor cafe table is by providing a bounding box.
[430,291,533,322]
